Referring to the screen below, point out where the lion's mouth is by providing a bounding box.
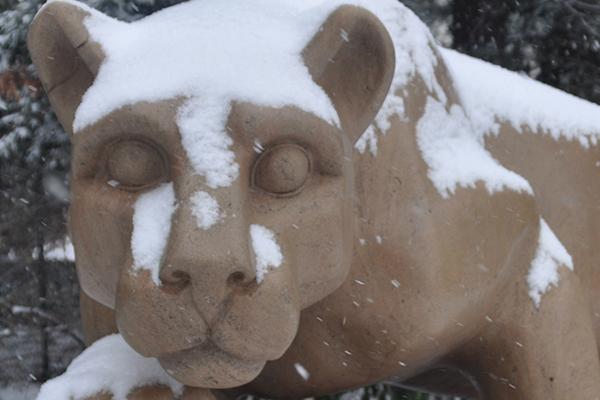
[158,339,266,389]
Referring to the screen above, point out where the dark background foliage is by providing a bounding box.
[0,0,598,397]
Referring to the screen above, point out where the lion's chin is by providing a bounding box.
[158,341,266,389]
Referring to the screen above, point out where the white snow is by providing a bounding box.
[294,363,310,381]
[39,0,452,184]
[36,334,183,400]
[0,383,39,400]
[42,237,75,262]
[416,97,532,197]
[249,224,283,283]
[67,0,351,188]
[176,99,239,188]
[131,183,177,285]
[352,1,445,155]
[527,219,574,308]
[441,48,600,147]
[44,0,594,202]
[190,190,222,230]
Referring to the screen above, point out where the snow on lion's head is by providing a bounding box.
[28,0,396,388]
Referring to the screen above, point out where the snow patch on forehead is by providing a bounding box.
[527,219,574,308]
[131,183,177,285]
[416,97,532,197]
[177,99,238,189]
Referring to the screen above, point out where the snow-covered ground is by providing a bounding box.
[42,237,75,262]
[0,383,40,400]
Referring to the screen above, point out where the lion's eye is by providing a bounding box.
[252,144,311,196]
[106,140,168,190]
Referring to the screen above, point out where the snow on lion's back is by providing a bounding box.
[441,48,600,147]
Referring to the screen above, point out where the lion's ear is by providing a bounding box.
[303,5,395,144]
[28,1,106,134]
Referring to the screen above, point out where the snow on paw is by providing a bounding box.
[80,386,176,400]
[36,335,183,400]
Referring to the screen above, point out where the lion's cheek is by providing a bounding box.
[70,182,135,309]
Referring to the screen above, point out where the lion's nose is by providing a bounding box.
[159,261,257,325]
[158,201,256,322]
[159,268,255,294]
[226,271,260,294]
[159,269,191,294]
[155,171,258,321]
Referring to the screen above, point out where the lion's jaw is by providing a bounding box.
[112,237,303,388]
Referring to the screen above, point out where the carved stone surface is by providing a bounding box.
[28,0,600,399]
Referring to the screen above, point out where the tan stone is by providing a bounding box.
[28,1,600,399]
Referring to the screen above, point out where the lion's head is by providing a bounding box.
[28,0,395,388]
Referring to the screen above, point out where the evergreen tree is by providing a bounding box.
[0,0,187,384]
[403,0,453,46]
[537,1,600,104]
[450,0,600,104]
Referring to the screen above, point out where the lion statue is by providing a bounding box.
[28,0,600,399]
